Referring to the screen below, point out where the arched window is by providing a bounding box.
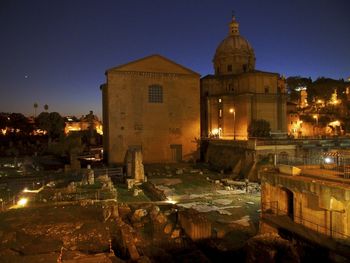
[148,85,163,103]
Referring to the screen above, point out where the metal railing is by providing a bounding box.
[276,154,350,178]
[261,201,350,241]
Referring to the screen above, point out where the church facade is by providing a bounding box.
[201,16,287,139]
[101,55,200,164]
[101,16,287,164]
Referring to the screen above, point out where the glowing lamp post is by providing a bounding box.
[229,108,236,140]
[313,115,318,137]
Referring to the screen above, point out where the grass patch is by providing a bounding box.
[116,184,150,203]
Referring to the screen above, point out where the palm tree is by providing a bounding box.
[44,104,49,112]
[33,102,38,118]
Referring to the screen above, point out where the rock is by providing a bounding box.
[215,228,226,239]
[150,206,160,219]
[132,209,148,221]
[133,189,143,196]
[163,223,173,234]
[215,180,220,184]
[199,171,203,175]
[118,204,131,218]
[246,201,254,205]
[245,233,300,263]
[126,179,135,189]
[171,228,181,239]
[154,213,167,225]
[2,231,16,244]
[137,256,152,263]
[175,169,183,175]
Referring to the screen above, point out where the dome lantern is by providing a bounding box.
[213,16,256,75]
[229,16,240,36]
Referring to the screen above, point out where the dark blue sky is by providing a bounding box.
[1,0,349,118]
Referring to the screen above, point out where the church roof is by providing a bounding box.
[201,70,280,80]
[106,54,200,76]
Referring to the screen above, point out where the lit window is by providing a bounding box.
[148,85,163,103]
[218,98,222,103]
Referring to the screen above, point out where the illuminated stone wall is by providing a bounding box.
[261,172,350,240]
[102,55,200,164]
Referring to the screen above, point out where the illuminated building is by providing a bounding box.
[201,16,287,140]
[101,55,200,164]
[64,112,103,135]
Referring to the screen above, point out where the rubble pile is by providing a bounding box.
[245,233,300,263]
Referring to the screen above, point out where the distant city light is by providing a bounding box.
[329,120,340,127]
[17,198,28,207]
[212,128,219,136]
[324,157,333,164]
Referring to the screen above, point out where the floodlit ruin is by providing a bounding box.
[260,163,350,261]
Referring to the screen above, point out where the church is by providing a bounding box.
[101,55,200,164]
[101,16,287,164]
[201,16,287,139]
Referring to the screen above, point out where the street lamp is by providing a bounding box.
[313,114,318,137]
[229,108,236,140]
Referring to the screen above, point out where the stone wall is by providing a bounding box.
[261,172,350,240]
[178,209,211,241]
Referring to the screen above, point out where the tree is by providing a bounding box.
[248,119,271,138]
[33,102,38,118]
[8,113,32,135]
[44,104,49,112]
[286,76,312,103]
[0,113,8,130]
[307,77,346,105]
[36,111,64,141]
[36,112,50,132]
[48,112,65,139]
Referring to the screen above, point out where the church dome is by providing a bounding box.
[213,16,256,75]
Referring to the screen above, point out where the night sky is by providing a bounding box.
[1,0,349,118]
